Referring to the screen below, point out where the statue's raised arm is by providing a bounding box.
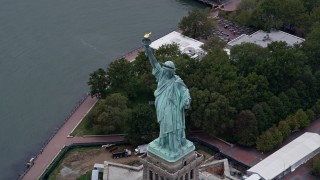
[142,33,160,70]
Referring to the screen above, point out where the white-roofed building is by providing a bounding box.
[227,30,305,49]
[247,132,320,180]
[91,169,99,180]
[93,163,104,172]
[245,174,261,180]
[103,161,143,180]
[150,31,206,59]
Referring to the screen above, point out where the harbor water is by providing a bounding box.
[0,0,205,179]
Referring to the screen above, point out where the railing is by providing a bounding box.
[18,93,90,179]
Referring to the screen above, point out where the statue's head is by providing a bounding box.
[162,61,176,78]
[162,61,176,71]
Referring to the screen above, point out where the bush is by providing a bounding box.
[312,155,320,177]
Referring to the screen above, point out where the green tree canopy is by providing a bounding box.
[278,120,291,139]
[179,9,216,39]
[295,108,310,128]
[87,68,108,99]
[303,26,320,71]
[232,0,259,26]
[250,0,305,31]
[92,93,130,134]
[312,99,320,115]
[256,130,274,152]
[311,155,320,177]
[231,43,268,76]
[234,110,258,146]
[155,43,182,62]
[296,7,320,35]
[126,104,158,146]
[106,58,134,90]
[201,35,226,53]
[285,114,300,132]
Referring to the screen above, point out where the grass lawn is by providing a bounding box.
[70,108,96,136]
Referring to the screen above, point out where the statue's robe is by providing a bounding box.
[152,65,190,151]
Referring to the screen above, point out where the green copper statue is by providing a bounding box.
[142,33,195,162]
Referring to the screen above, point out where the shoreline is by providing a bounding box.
[19,3,244,177]
[20,28,178,179]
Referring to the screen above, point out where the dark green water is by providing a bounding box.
[0,0,205,179]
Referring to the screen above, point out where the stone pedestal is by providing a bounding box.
[140,145,203,180]
[148,138,196,163]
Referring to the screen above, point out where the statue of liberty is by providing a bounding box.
[142,33,194,161]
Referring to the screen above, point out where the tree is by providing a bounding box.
[303,25,320,71]
[106,58,134,90]
[312,99,320,116]
[250,0,284,31]
[231,43,268,76]
[92,93,130,134]
[250,0,305,31]
[259,102,276,130]
[285,88,301,111]
[232,0,259,26]
[189,87,210,128]
[87,68,108,99]
[256,42,309,95]
[306,109,316,122]
[269,126,283,147]
[300,0,320,12]
[293,80,310,109]
[285,114,300,132]
[278,92,292,116]
[257,125,283,152]
[179,9,216,39]
[126,104,158,146]
[238,73,271,109]
[155,43,182,62]
[278,120,291,139]
[296,7,320,35]
[295,109,310,129]
[280,0,305,31]
[252,103,269,133]
[133,51,151,76]
[234,110,258,146]
[203,92,236,139]
[201,35,226,53]
[311,155,320,177]
[256,130,274,152]
[267,95,286,121]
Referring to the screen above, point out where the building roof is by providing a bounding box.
[150,31,205,58]
[247,132,320,180]
[245,174,261,180]
[91,169,99,180]
[227,30,305,48]
[103,161,143,180]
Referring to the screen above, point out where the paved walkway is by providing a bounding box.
[124,47,143,62]
[22,96,125,179]
[221,0,242,11]
[189,132,267,167]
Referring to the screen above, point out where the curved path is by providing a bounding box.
[22,96,125,179]
[221,0,242,12]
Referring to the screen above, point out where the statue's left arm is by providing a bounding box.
[177,78,191,109]
[183,88,191,109]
